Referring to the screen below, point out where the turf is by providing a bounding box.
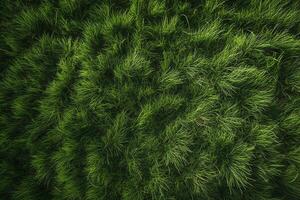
[0,0,300,199]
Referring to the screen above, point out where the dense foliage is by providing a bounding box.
[0,0,300,199]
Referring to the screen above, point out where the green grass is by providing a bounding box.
[0,0,300,199]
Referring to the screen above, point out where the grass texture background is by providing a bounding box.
[0,0,300,199]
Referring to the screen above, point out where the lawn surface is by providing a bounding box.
[0,0,300,199]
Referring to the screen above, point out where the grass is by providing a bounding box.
[0,0,300,199]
